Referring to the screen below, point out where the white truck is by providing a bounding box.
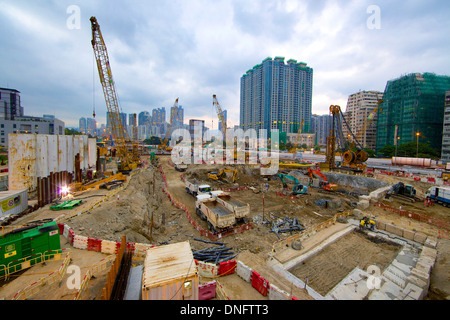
[212,192,250,221]
[185,179,212,197]
[425,186,450,207]
[195,196,236,233]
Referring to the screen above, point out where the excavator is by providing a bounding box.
[308,168,338,192]
[385,182,418,202]
[207,168,237,183]
[278,173,308,195]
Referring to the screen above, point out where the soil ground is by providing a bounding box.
[0,155,449,300]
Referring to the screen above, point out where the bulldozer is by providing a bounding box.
[207,168,237,183]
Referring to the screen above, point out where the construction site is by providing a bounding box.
[0,16,448,302]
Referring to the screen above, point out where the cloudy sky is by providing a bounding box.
[0,0,449,129]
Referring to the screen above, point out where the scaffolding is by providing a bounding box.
[376,73,450,153]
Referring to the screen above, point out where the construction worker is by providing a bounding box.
[360,216,375,231]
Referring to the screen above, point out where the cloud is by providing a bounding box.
[0,0,448,130]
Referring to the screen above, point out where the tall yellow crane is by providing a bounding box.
[213,94,227,139]
[90,16,137,172]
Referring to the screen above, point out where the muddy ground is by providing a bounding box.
[1,155,449,300]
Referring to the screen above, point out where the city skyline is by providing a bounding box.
[0,1,449,129]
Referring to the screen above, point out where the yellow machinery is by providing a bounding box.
[326,104,368,172]
[70,173,127,192]
[208,168,237,183]
[159,98,180,152]
[90,17,138,172]
[213,94,227,140]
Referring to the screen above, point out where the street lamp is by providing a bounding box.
[416,132,420,158]
[395,137,400,158]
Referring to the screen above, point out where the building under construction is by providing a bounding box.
[376,72,450,153]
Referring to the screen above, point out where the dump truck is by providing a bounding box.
[195,197,236,233]
[425,186,450,207]
[185,179,212,197]
[212,192,250,221]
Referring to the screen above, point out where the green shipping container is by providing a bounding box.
[0,221,61,277]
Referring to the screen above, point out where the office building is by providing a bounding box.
[0,88,64,147]
[343,90,383,151]
[376,73,450,153]
[240,57,313,138]
[0,87,24,120]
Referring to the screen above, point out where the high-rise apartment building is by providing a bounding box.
[152,108,166,126]
[311,114,332,146]
[441,90,450,163]
[376,73,450,153]
[171,105,184,129]
[240,57,313,138]
[79,117,87,134]
[342,90,383,151]
[138,111,151,126]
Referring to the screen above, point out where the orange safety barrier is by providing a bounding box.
[374,202,450,231]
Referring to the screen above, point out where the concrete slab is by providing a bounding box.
[326,267,371,300]
[403,229,415,241]
[368,279,403,300]
[414,232,427,244]
[407,274,428,289]
[410,267,430,286]
[382,267,407,289]
[424,236,438,249]
[397,283,424,300]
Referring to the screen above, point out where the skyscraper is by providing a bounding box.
[311,114,332,146]
[240,57,313,138]
[376,73,450,153]
[441,90,450,162]
[343,90,383,151]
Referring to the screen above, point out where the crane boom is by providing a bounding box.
[213,94,227,138]
[90,16,136,171]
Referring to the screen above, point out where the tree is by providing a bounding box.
[65,128,82,135]
[379,145,395,158]
[144,136,161,145]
